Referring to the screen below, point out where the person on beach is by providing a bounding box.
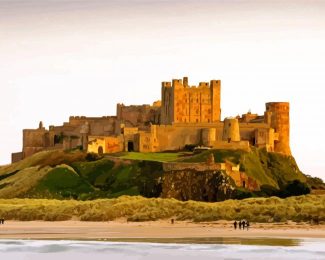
[171,219,175,224]
[241,220,246,230]
[233,221,237,230]
[246,221,250,230]
[239,221,242,230]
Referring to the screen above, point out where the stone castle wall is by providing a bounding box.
[117,103,160,128]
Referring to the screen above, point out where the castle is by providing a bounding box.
[11,77,291,163]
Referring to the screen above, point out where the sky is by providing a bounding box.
[0,0,325,179]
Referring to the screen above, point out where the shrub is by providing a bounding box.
[259,184,279,197]
[234,188,254,200]
[85,153,102,162]
[280,180,311,198]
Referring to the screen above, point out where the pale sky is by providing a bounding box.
[1,0,325,179]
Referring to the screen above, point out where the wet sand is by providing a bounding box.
[0,220,325,240]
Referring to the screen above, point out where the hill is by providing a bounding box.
[0,148,322,200]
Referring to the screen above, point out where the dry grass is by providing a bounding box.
[0,195,324,223]
[0,166,52,198]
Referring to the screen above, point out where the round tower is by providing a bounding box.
[202,128,216,146]
[222,118,240,142]
[265,102,291,155]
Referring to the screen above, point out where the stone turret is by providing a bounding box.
[265,102,291,155]
[222,118,240,142]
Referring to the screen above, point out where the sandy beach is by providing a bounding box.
[0,220,324,240]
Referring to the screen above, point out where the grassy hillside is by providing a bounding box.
[0,166,51,198]
[0,195,324,223]
[0,150,164,200]
[27,165,95,199]
[0,148,315,200]
[181,148,306,189]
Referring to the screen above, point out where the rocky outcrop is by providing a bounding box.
[161,169,236,202]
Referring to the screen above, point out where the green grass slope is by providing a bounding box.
[0,166,52,198]
[110,152,181,162]
[181,148,307,189]
[0,147,312,200]
[0,150,164,200]
[71,159,163,199]
[27,165,95,199]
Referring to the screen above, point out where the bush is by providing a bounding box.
[280,180,311,198]
[234,188,254,200]
[259,184,279,197]
[85,153,102,162]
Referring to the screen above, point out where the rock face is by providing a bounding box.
[161,169,236,202]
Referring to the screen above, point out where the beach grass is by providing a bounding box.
[0,195,324,223]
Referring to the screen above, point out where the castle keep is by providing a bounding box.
[11,77,291,162]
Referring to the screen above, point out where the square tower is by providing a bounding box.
[161,77,221,124]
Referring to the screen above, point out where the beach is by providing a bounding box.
[0,220,324,240]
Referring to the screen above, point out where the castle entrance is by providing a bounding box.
[98,146,103,156]
[128,141,134,152]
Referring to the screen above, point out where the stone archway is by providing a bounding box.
[98,146,104,155]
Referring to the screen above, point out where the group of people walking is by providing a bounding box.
[0,218,5,224]
[233,220,249,230]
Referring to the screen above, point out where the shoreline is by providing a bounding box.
[1,220,325,240]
